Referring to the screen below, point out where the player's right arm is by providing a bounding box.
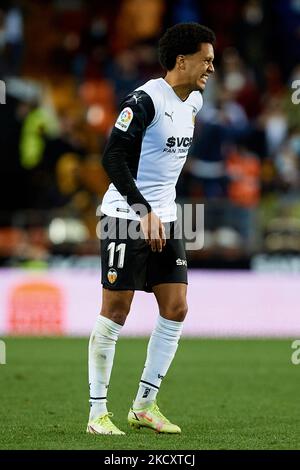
[102,91,166,252]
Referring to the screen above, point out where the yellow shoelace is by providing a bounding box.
[151,403,171,424]
[95,412,120,431]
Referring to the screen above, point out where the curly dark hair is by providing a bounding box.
[158,23,216,71]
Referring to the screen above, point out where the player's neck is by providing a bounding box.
[163,73,192,102]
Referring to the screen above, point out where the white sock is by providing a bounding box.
[88,315,122,420]
[133,315,183,410]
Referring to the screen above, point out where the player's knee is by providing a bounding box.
[101,300,131,325]
[160,301,188,322]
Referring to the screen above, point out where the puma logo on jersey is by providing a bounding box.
[176,258,187,266]
[164,111,174,122]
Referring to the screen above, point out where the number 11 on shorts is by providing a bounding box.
[107,242,126,268]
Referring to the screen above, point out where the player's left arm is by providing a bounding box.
[102,91,155,217]
[102,91,166,251]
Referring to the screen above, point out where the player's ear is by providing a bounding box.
[176,55,186,71]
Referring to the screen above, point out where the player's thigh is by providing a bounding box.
[153,283,188,322]
[147,231,188,313]
[100,288,134,326]
[101,215,149,291]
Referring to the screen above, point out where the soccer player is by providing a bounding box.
[87,23,215,435]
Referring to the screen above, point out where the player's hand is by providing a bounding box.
[140,211,166,252]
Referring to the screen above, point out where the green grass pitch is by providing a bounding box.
[0,337,299,450]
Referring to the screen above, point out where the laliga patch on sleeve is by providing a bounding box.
[115,107,134,131]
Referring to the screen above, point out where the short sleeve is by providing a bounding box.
[190,91,203,114]
[112,90,155,141]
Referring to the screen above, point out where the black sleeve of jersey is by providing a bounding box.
[102,90,155,217]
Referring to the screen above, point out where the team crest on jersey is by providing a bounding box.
[115,107,133,131]
[107,268,118,284]
[192,107,197,125]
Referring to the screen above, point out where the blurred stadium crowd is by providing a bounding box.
[1,0,300,268]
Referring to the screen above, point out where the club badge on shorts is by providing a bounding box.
[107,268,118,284]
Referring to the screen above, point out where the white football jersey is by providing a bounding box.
[101,77,203,222]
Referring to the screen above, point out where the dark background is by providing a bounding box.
[1,0,300,270]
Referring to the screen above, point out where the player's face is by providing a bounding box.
[184,43,215,92]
